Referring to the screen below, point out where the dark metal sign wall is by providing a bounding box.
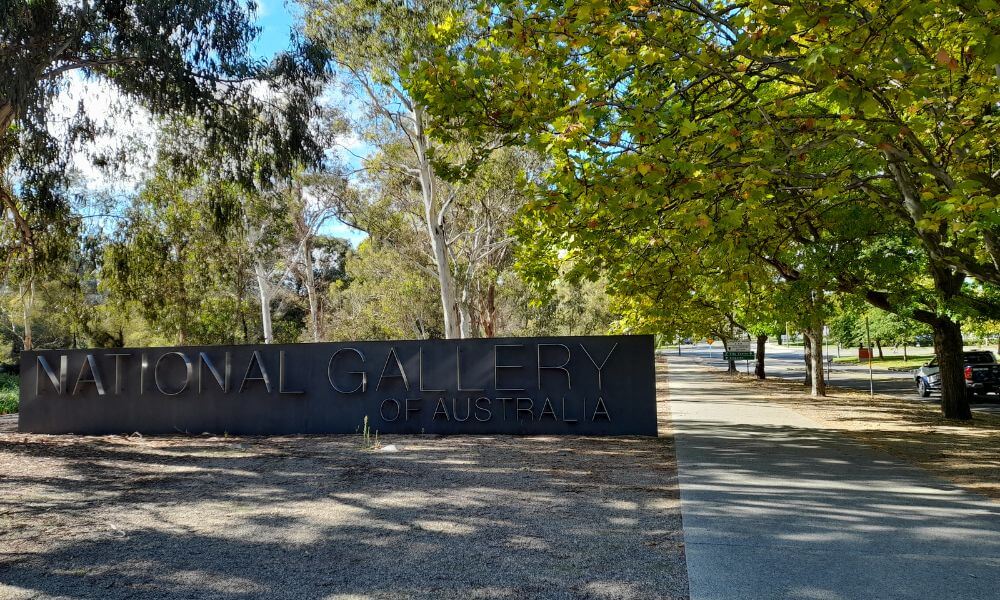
[19,335,656,436]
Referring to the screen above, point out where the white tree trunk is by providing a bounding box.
[254,261,274,344]
[459,285,473,338]
[413,105,462,338]
[302,241,321,342]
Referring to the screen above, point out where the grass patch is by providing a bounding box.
[833,354,934,369]
[0,373,17,414]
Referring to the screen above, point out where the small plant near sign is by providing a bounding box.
[360,415,381,451]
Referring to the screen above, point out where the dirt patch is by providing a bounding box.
[0,367,686,599]
[732,374,1000,502]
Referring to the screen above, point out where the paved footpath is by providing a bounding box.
[667,355,1000,600]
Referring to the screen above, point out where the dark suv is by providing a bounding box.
[914,351,1000,398]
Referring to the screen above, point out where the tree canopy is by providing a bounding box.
[408,0,1000,416]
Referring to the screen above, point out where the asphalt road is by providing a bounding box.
[669,343,1000,415]
[669,355,1000,600]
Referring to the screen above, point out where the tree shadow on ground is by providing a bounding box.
[672,355,1000,500]
[0,409,687,599]
[666,358,1000,599]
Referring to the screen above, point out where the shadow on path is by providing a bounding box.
[667,356,1000,600]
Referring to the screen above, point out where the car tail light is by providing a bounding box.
[964,366,973,380]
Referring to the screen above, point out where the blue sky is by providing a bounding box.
[254,1,369,245]
[252,0,300,59]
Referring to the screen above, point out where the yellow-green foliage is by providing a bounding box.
[0,373,18,415]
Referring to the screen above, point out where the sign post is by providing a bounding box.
[723,339,754,362]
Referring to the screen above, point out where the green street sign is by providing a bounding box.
[723,351,755,361]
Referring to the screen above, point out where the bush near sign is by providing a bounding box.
[19,335,657,436]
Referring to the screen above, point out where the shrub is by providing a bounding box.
[0,374,17,415]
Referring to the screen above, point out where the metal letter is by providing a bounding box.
[537,343,572,390]
[474,397,492,422]
[457,346,483,391]
[516,397,534,421]
[198,352,229,393]
[73,354,106,396]
[155,352,193,396]
[452,397,472,422]
[239,351,272,393]
[592,397,611,421]
[405,397,422,421]
[433,397,450,420]
[420,348,445,392]
[497,397,514,420]
[376,347,410,391]
[539,397,558,420]
[106,353,131,395]
[562,396,579,423]
[328,348,367,394]
[279,351,304,394]
[579,342,619,390]
[380,398,401,422]
[36,355,67,396]
[494,344,526,391]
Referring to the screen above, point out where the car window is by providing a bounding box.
[964,352,997,364]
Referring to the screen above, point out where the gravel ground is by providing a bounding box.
[0,365,687,600]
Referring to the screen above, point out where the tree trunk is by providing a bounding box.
[239,277,250,343]
[802,330,813,389]
[875,339,884,359]
[809,326,826,397]
[20,281,34,351]
[0,104,35,251]
[301,239,321,342]
[754,334,767,379]
[933,317,971,420]
[254,262,274,344]
[1,187,34,251]
[413,105,462,339]
[482,283,497,337]
[721,338,737,374]
[903,344,908,361]
[459,285,473,338]
[0,101,14,132]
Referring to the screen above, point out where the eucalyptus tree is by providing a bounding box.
[289,173,351,342]
[102,169,256,345]
[325,240,445,340]
[2,0,328,352]
[303,0,477,338]
[447,146,540,337]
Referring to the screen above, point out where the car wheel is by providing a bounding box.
[917,379,931,398]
